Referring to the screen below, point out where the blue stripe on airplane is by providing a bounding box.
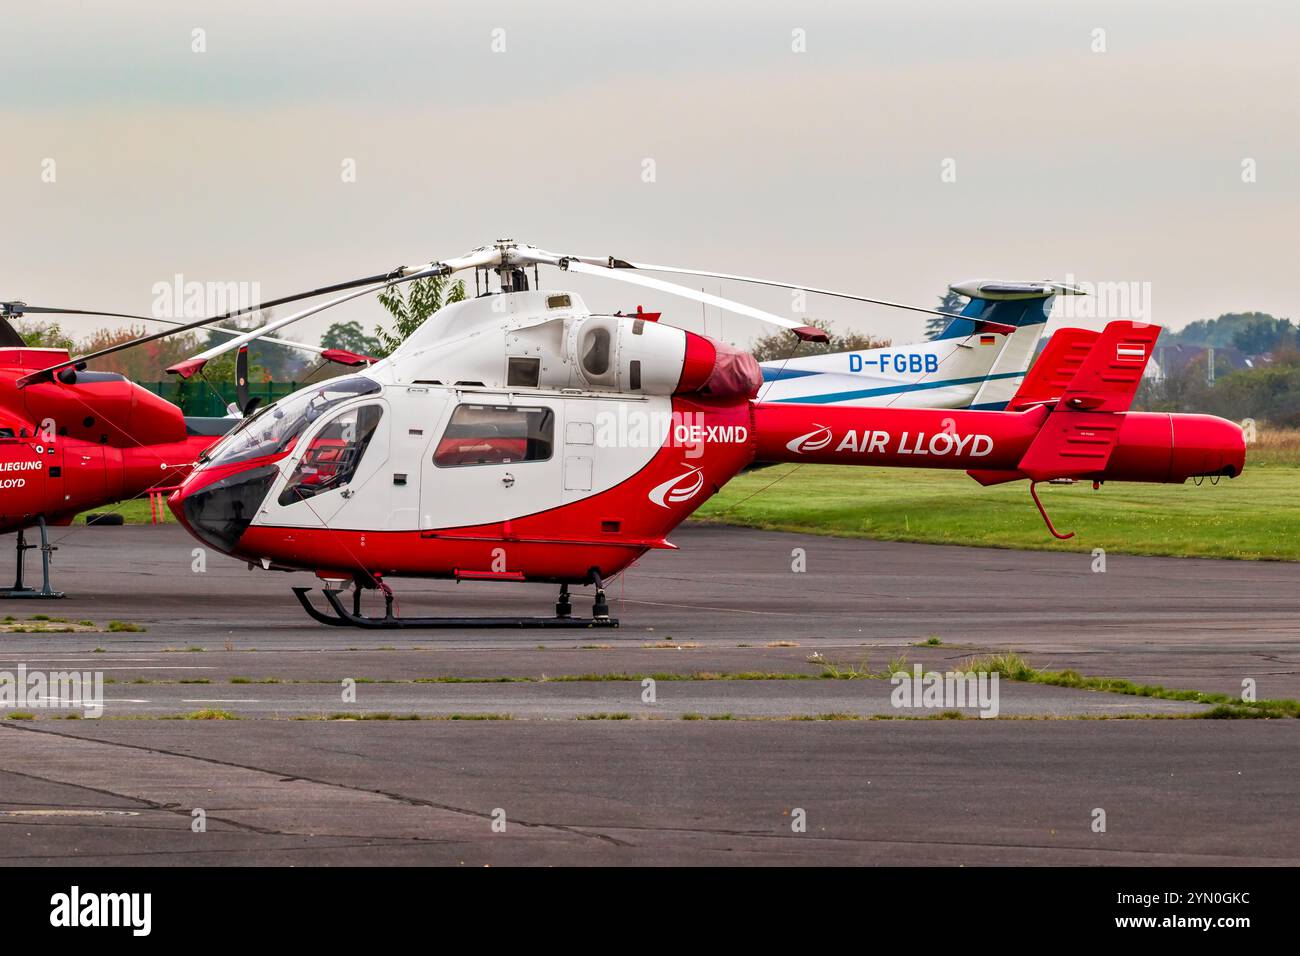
[768,371,1024,405]
[759,367,820,382]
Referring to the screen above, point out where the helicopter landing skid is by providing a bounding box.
[291,586,620,630]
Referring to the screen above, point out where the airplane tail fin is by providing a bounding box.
[938,280,1084,410]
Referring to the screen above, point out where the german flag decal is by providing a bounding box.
[979,334,997,346]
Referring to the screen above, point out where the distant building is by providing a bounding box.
[1034,334,1273,385]
[1148,344,1273,382]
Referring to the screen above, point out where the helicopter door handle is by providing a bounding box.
[341,489,355,499]
[501,473,515,488]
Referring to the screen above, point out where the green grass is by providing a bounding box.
[694,459,1300,560]
[106,621,147,633]
[80,500,156,524]
[438,713,512,720]
[790,712,862,721]
[963,652,1299,718]
[305,712,512,721]
[181,708,237,720]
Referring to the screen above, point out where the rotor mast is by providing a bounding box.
[492,238,531,294]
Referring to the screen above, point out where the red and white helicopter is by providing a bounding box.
[0,288,386,597]
[21,240,1247,628]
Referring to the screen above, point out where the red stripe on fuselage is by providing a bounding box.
[174,396,756,584]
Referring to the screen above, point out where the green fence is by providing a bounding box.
[138,381,300,418]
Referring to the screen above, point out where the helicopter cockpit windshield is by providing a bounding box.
[202,376,381,468]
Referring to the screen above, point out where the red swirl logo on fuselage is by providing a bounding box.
[648,465,706,509]
[785,424,833,454]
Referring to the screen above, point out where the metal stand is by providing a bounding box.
[0,518,65,599]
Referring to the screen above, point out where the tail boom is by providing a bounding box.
[753,403,1044,472]
[752,402,1244,485]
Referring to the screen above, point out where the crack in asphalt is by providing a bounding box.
[0,723,632,848]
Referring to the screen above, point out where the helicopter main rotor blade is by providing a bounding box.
[558,259,828,342]
[3,304,166,323]
[166,249,489,377]
[15,244,499,389]
[572,260,964,320]
[433,247,503,273]
[2,301,326,357]
[165,277,411,378]
[14,269,414,388]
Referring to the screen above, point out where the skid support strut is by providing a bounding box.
[0,518,65,599]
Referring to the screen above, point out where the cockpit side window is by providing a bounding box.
[204,376,380,469]
[433,404,553,467]
[277,404,383,506]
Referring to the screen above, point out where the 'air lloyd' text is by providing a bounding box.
[834,430,994,457]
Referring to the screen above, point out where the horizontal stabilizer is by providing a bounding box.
[1016,411,1122,481]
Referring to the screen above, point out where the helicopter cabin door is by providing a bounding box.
[421,393,562,532]
[262,399,391,529]
[562,399,595,500]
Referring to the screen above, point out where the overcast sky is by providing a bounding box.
[2,0,1296,352]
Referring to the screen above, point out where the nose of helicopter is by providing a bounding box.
[168,462,281,555]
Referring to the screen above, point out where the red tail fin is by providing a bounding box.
[1007,327,1098,411]
[1014,321,1161,480]
[1056,321,1160,413]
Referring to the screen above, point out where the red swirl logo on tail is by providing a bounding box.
[648,465,706,509]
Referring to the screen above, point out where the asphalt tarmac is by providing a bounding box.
[0,523,1296,865]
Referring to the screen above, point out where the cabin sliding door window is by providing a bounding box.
[433,404,554,467]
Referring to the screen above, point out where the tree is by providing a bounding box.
[1135,347,1300,428]
[1231,314,1295,355]
[1167,312,1296,351]
[373,276,467,357]
[16,321,76,351]
[202,310,307,381]
[202,347,268,391]
[749,318,890,363]
[321,320,381,357]
[925,290,967,340]
[78,325,201,381]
